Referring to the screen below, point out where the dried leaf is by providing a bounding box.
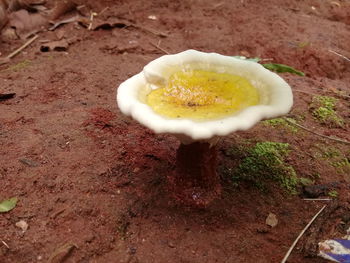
[50,0,77,21]
[78,16,127,31]
[266,213,278,227]
[48,243,77,263]
[8,0,47,12]
[55,28,65,39]
[8,9,48,39]
[0,57,11,65]
[19,158,39,167]
[0,93,16,101]
[48,15,79,31]
[262,63,305,76]
[0,0,8,30]
[1,27,18,41]
[40,39,69,52]
[0,197,18,213]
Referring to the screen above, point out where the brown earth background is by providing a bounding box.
[1,0,350,262]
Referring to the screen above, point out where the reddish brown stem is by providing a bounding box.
[168,142,221,207]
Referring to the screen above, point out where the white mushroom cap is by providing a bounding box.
[117,50,293,144]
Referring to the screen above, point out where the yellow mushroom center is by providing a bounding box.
[146,70,260,120]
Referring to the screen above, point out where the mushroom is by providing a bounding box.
[117,50,293,207]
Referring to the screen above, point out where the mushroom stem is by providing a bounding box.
[168,142,221,207]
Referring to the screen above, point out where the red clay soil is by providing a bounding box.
[1,0,350,262]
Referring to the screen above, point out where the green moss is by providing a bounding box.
[328,190,338,198]
[310,96,344,127]
[332,158,350,172]
[312,145,350,174]
[311,172,321,179]
[322,148,341,158]
[5,60,31,72]
[262,117,298,133]
[299,177,314,186]
[231,142,299,194]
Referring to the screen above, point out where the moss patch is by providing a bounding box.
[262,117,298,133]
[332,158,350,173]
[312,145,350,174]
[328,190,338,198]
[310,96,344,127]
[5,60,31,72]
[225,142,300,194]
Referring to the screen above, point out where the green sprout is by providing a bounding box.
[232,56,305,76]
[5,60,31,72]
[262,63,305,76]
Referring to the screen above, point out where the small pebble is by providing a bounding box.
[15,220,29,232]
[168,242,175,248]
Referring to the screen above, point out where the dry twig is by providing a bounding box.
[7,34,38,59]
[281,205,327,263]
[129,23,168,38]
[294,89,350,100]
[150,40,170,54]
[283,118,350,145]
[98,6,109,16]
[329,49,350,63]
[87,7,108,31]
[303,198,332,201]
[88,11,97,30]
[0,34,38,65]
[1,240,9,249]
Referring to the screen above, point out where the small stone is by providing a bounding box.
[148,15,157,20]
[15,220,29,232]
[265,213,278,228]
[168,241,175,248]
[240,50,251,58]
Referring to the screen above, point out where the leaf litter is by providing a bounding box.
[0,197,18,213]
[8,9,48,38]
[48,243,77,263]
[40,38,68,51]
[0,92,16,101]
[0,0,167,67]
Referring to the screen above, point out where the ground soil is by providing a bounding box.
[1,0,350,262]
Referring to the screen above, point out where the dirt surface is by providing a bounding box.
[1,0,350,262]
